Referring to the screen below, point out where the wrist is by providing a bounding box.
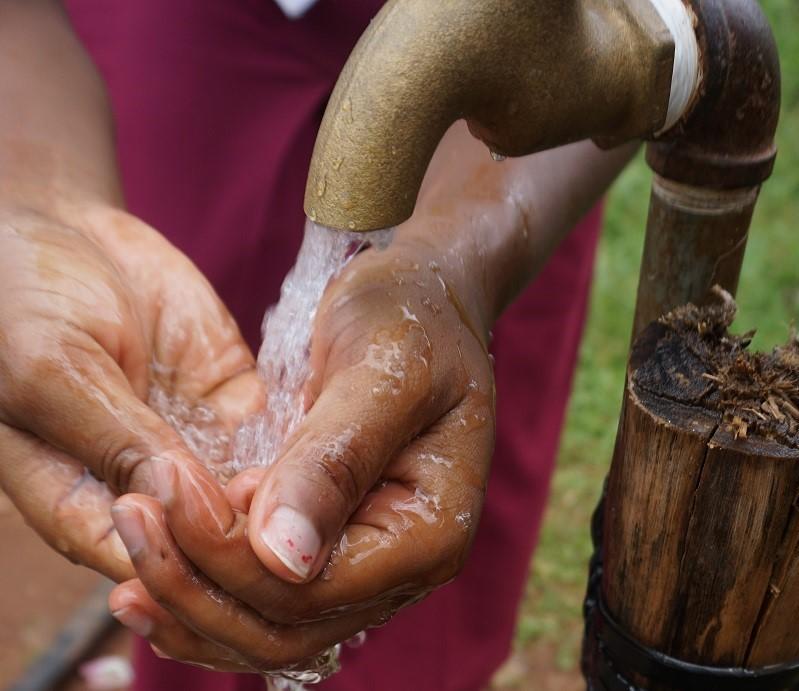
[393,207,513,345]
[0,135,124,221]
[401,173,539,319]
[0,196,119,235]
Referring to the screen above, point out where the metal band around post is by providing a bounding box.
[583,487,799,691]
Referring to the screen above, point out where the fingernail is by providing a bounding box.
[111,505,147,559]
[149,457,177,506]
[112,606,153,638]
[260,505,321,580]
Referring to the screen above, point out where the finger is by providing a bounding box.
[248,315,465,583]
[225,466,266,512]
[157,385,492,626]
[109,580,251,673]
[153,459,298,621]
[155,459,360,625]
[114,580,363,682]
[162,408,486,622]
[113,494,390,671]
[0,321,199,495]
[316,410,490,611]
[289,392,493,614]
[0,422,133,582]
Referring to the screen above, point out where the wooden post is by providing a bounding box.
[600,295,799,687]
[589,3,784,682]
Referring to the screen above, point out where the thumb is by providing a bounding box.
[0,328,196,496]
[0,423,134,583]
[247,349,454,583]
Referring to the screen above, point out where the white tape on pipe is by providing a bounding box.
[649,0,701,133]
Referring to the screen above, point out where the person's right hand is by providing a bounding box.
[0,203,263,583]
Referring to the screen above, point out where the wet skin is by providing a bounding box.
[0,136,636,675]
[109,221,497,673]
[0,205,263,584]
[0,2,638,671]
[106,124,637,672]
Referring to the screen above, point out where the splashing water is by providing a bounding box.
[151,219,393,477]
[229,220,394,476]
[255,220,392,687]
[150,218,394,686]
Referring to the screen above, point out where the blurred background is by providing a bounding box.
[1,1,797,689]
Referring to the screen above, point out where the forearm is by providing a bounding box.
[0,0,122,213]
[401,122,637,334]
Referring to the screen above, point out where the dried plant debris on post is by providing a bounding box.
[633,286,799,447]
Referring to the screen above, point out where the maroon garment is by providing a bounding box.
[65,1,602,689]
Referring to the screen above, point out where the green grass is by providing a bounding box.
[519,0,799,670]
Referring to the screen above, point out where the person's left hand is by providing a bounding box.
[109,222,497,673]
[0,204,264,586]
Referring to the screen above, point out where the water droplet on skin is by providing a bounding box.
[455,511,472,530]
[390,487,442,526]
[400,304,420,323]
[419,452,453,468]
[421,296,442,316]
[391,270,405,286]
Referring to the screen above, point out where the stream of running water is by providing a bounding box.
[150,218,395,687]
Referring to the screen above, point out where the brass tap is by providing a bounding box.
[304,0,678,232]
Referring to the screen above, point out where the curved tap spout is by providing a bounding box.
[305,0,681,231]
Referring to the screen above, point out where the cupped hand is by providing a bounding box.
[0,204,262,582]
[110,222,497,671]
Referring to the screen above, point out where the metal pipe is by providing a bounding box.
[305,0,680,232]
[631,178,758,338]
[632,0,781,336]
